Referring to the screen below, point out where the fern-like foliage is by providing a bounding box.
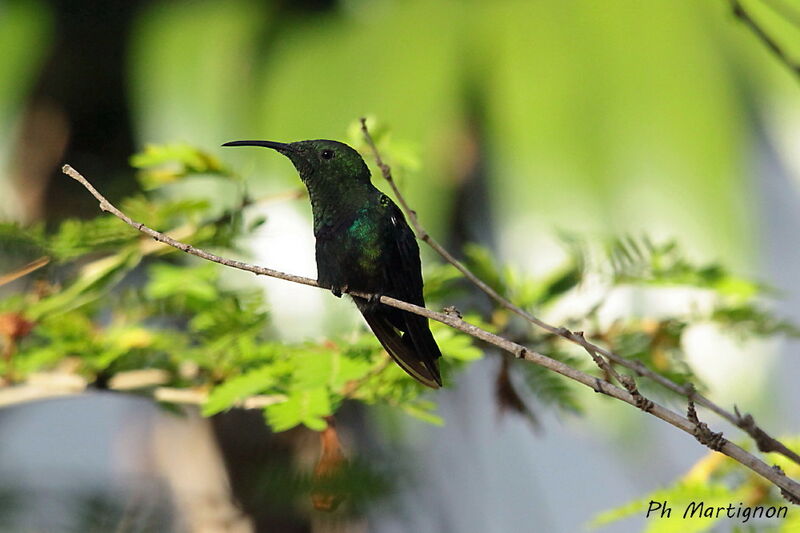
[0,145,795,440]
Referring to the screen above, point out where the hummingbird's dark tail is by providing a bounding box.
[358,305,442,389]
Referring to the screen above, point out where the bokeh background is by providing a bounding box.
[1,0,799,531]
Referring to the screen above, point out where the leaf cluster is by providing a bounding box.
[442,235,800,420]
[0,145,795,440]
[0,143,481,432]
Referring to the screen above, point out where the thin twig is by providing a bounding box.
[359,118,800,469]
[62,164,318,290]
[575,331,624,386]
[735,405,800,465]
[61,163,800,503]
[0,256,50,287]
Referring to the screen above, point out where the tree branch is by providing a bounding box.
[61,163,800,503]
[359,118,800,469]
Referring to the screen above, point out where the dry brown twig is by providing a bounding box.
[61,162,800,503]
[358,118,800,468]
[0,257,50,287]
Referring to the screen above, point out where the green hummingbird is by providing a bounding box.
[222,139,442,388]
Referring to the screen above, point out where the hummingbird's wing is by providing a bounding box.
[359,309,442,388]
[383,204,443,386]
[353,200,442,388]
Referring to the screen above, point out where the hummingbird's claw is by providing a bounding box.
[368,292,384,304]
[330,284,348,298]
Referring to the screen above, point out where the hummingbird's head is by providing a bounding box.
[222,139,370,185]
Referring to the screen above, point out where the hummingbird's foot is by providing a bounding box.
[330,285,348,298]
[368,292,384,304]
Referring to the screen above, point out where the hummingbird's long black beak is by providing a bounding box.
[222,140,295,153]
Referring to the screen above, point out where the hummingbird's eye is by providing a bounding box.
[320,149,335,160]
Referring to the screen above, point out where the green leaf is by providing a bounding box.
[520,356,583,415]
[264,388,333,432]
[422,262,462,302]
[711,304,800,338]
[203,365,279,416]
[605,237,769,304]
[291,345,375,391]
[0,223,48,264]
[27,249,142,319]
[188,292,268,339]
[461,242,573,308]
[15,345,69,375]
[47,216,138,261]
[145,262,219,303]
[130,143,231,189]
[289,347,338,390]
[537,263,581,305]
[436,329,483,361]
[590,482,737,533]
[15,310,101,376]
[400,400,444,426]
[463,243,508,298]
[118,195,211,230]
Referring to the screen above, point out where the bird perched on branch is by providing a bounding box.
[222,139,442,388]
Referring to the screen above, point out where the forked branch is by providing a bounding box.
[62,163,800,503]
[358,118,800,468]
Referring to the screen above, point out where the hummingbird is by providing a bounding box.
[222,139,443,388]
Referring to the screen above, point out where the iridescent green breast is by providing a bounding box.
[347,209,384,271]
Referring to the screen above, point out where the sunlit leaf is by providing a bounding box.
[203,364,279,416]
[401,400,444,426]
[436,329,483,361]
[264,388,333,432]
[519,356,583,415]
[27,249,142,319]
[590,482,737,532]
[130,143,232,189]
[145,262,219,303]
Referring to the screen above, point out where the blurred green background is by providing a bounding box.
[1,0,800,532]
[7,0,798,260]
